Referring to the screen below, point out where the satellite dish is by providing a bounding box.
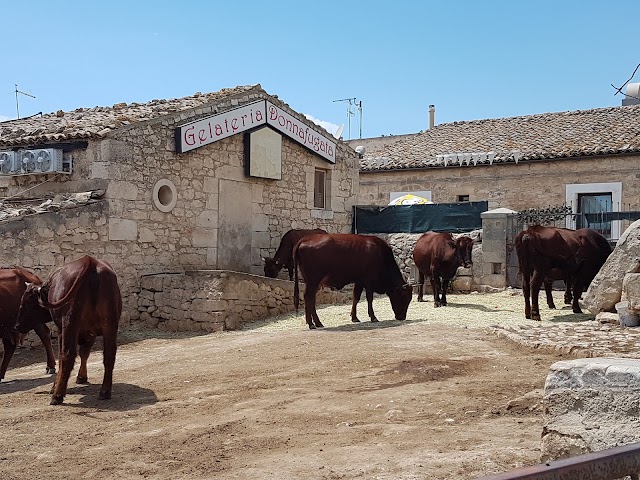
[335,124,345,139]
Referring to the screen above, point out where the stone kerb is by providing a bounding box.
[137,270,351,332]
[541,358,640,462]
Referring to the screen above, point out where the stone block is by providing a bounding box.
[623,273,640,312]
[541,358,640,462]
[452,276,472,291]
[109,218,138,241]
[141,276,164,292]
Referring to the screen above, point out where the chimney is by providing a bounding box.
[429,104,435,129]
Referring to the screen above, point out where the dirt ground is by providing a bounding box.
[0,293,571,480]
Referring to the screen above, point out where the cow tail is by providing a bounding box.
[293,243,300,312]
[40,257,93,309]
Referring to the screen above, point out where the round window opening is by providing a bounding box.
[152,179,177,213]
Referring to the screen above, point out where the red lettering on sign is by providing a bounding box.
[256,109,263,122]
[231,118,238,131]
[199,129,207,143]
[184,126,196,146]
[215,124,223,136]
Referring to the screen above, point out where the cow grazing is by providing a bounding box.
[0,267,56,381]
[293,233,413,329]
[412,232,474,307]
[515,226,611,321]
[263,228,327,280]
[16,256,122,405]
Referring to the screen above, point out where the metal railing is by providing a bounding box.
[475,442,640,480]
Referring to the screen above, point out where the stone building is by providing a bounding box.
[0,85,359,325]
[352,104,640,241]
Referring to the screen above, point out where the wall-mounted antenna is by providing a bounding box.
[15,84,36,119]
[333,97,363,139]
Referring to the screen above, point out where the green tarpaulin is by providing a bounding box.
[353,201,488,234]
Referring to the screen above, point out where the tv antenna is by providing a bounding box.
[333,97,362,139]
[15,84,36,119]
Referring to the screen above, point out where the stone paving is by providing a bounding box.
[487,321,640,359]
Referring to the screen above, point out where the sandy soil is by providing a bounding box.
[0,292,572,480]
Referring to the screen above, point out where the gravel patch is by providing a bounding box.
[240,288,595,332]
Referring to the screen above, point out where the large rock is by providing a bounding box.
[541,358,640,462]
[583,220,640,313]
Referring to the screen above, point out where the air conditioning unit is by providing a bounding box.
[0,151,18,175]
[15,148,65,174]
[17,150,37,174]
[33,148,64,173]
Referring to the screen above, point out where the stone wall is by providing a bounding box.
[377,232,482,292]
[542,358,640,461]
[137,270,352,332]
[359,156,640,210]
[0,91,359,324]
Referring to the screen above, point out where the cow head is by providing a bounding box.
[262,257,283,278]
[15,282,51,334]
[456,236,474,269]
[388,284,413,321]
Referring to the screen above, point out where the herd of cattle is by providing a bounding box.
[0,225,611,405]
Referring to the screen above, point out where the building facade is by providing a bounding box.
[0,85,359,322]
[353,105,640,240]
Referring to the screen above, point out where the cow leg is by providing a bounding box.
[76,334,96,384]
[288,266,294,281]
[432,275,442,308]
[100,331,117,400]
[51,320,78,405]
[521,272,532,319]
[564,281,573,305]
[571,281,584,314]
[33,323,56,375]
[365,287,378,322]
[544,279,556,309]
[417,271,425,302]
[351,283,364,322]
[530,271,544,321]
[440,279,450,306]
[303,282,323,329]
[0,335,17,381]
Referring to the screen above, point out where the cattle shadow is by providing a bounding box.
[28,382,158,411]
[443,302,513,313]
[320,318,428,333]
[0,374,55,394]
[546,311,596,323]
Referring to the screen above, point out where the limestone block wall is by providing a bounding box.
[376,232,481,292]
[137,270,352,332]
[358,156,640,211]
[0,201,139,323]
[542,358,640,461]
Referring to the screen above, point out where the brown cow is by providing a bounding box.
[412,232,474,307]
[15,256,122,405]
[0,267,57,381]
[263,228,327,280]
[515,226,611,321]
[293,233,413,329]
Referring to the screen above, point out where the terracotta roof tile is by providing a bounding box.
[360,105,640,171]
[0,85,262,147]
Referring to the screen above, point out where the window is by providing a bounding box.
[576,193,613,238]
[314,169,326,209]
[457,195,470,202]
[566,182,622,240]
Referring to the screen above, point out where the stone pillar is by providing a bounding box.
[479,208,516,288]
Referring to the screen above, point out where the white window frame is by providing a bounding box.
[565,182,622,239]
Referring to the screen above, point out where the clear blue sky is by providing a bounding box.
[2,1,639,139]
